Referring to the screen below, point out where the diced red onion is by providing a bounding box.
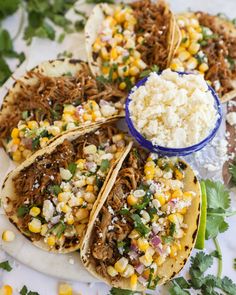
[151,236,161,247]
[138,276,147,284]
[135,264,144,275]
[130,243,138,252]
[128,250,139,260]
[152,225,159,235]
[21,137,33,149]
[75,106,84,118]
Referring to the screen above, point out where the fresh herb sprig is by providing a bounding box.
[0,260,12,272]
[20,285,40,295]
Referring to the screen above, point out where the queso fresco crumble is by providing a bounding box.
[129,69,219,148]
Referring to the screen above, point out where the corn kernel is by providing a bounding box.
[114,257,128,273]
[28,218,42,233]
[174,169,184,180]
[47,126,61,136]
[114,33,123,43]
[171,189,183,199]
[93,41,101,52]
[112,72,118,81]
[12,150,21,162]
[111,48,118,60]
[58,192,71,203]
[66,215,74,225]
[119,82,126,90]
[170,245,178,258]
[168,213,184,224]
[129,66,139,76]
[11,128,19,138]
[122,264,134,278]
[40,120,50,127]
[86,185,94,192]
[101,47,109,60]
[128,229,140,239]
[61,204,71,214]
[0,285,13,295]
[155,255,165,266]
[22,149,32,159]
[186,57,198,70]
[127,194,138,206]
[84,144,97,155]
[64,105,76,115]
[47,235,56,247]
[139,254,153,267]
[83,113,92,121]
[130,274,138,290]
[142,268,150,279]
[179,207,187,214]
[102,67,109,75]
[41,224,48,236]
[137,36,144,44]
[29,207,41,217]
[58,283,72,295]
[170,62,184,72]
[137,237,149,251]
[76,159,85,170]
[188,42,200,55]
[107,265,118,277]
[154,194,166,206]
[199,62,209,73]
[76,208,89,221]
[12,138,20,145]
[2,230,15,242]
[114,11,125,23]
[28,120,39,130]
[178,50,191,62]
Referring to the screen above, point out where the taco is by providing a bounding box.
[85,0,179,91]
[170,12,236,100]
[81,148,201,291]
[0,59,125,163]
[1,123,131,253]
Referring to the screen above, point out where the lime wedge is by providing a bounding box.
[195,181,207,250]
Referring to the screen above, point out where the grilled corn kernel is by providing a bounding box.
[40,120,50,127]
[61,204,71,214]
[12,138,20,145]
[122,264,135,278]
[58,192,70,203]
[178,50,191,62]
[40,224,48,236]
[64,105,76,115]
[101,47,109,60]
[107,265,118,277]
[188,42,200,55]
[128,229,140,239]
[0,285,13,295]
[83,113,92,121]
[12,150,21,162]
[129,66,139,76]
[58,283,72,295]
[86,185,94,192]
[2,230,15,242]
[93,41,101,52]
[29,207,41,217]
[28,218,42,233]
[76,159,85,170]
[112,72,118,81]
[168,213,184,224]
[171,189,183,199]
[111,48,118,60]
[28,120,39,130]
[139,254,153,267]
[154,194,166,206]
[102,66,109,75]
[155,255,165,266]
[181,37,190,48]
[66,215,74,225]
[137,36,144,44]
[130,274,138,290]
[170,245,178,258]
[174,169,184,180]
[199,62,209,73]
[84,192,96,203]
[137,237,149,251]
[76,208,89,221]
[127,194,138,206]
[170,62,183,71]
[119,82,127,90]
[11,128,19,138]
[114,33,123,43]
[47,235,56,247]
[22,149,32,159]
[114,257,128,273]
[186,57,198,70]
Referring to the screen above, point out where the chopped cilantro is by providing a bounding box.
[48,185,62,195]
[22,110,29,120]
[109,288,139,295]
[140,65,159,78]
[96,75,109,84]
[133,190,151,210]
[0,260,12,272]
[119,208,130,215]
[100,159,110,172]
[162,236,173,243]
[17,205,30,217]
[131,214,150,236]
[169,222,176,236]
[49,221,66,238]
[68,162,77,177]
[20,285,39,295]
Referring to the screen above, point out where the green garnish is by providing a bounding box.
[169,222,176,237]
[86,0,114,3]
[140,65,159,78]
[162,236,174,244]
[68,162,77,177]
[109,288,139,295]
[20,285,39,295]
[131,214,150,236]
[22,110,29,120]
[133,190,151,210]
[181,37,188,43]
[32,130,50,150]
[147,268,159,290]
[48,185,62,195]
[17,205,30,217]
[0,260,12,272]
[234,258,236,270]
[229,157,236,185]
[100,159,110,173]
[49,221,66,238]
[96,75,109,84]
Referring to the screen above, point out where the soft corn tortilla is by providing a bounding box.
[85,0,180,78]
[0,121,132,253]
[0,59,124,161]
[81,154,201,291]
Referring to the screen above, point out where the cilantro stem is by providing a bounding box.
[208,211,236,217]
[13,4,25,41]
[213,237,222,278]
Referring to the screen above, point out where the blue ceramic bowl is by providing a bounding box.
[125,71,223,156]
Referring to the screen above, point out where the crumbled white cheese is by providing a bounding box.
[129,69,218,148]
[226,112,236,126]
[60,168,72,180]
[42,200,55,221]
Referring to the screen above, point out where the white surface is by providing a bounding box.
[0,0,236,294]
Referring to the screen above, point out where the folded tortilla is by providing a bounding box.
[85,0,179,89]
[0,59,125,163]
[81,147,201,291]
[174,12,236,101]
[1,122,132,253]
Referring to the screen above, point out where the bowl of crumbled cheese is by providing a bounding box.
[126,69,222,156]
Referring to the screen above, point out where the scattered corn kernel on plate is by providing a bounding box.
[0,0,236,294]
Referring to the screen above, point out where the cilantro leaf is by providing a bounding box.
[0,260,12,272]
[174,277,191,289]
[169,283,190,295]
[48,185,62,196]
[221,276,236,295]
[17,205,30,217]
[131,214,150,236]
[205,179,230,210]
[68,162,77,177]
[0,0,20,19]
[49,221,66,238]
[109,288,138,295]
[190,252,214,274]
[100,159,110,173]
[20,286,28,295]
[133,190,151,210]
[206,215,229,239]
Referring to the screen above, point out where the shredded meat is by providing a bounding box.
[0,61,125,140]
[8,124,120,247]
[131,0,171,69]
[196,12,236,96]
[91,148,146,281]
